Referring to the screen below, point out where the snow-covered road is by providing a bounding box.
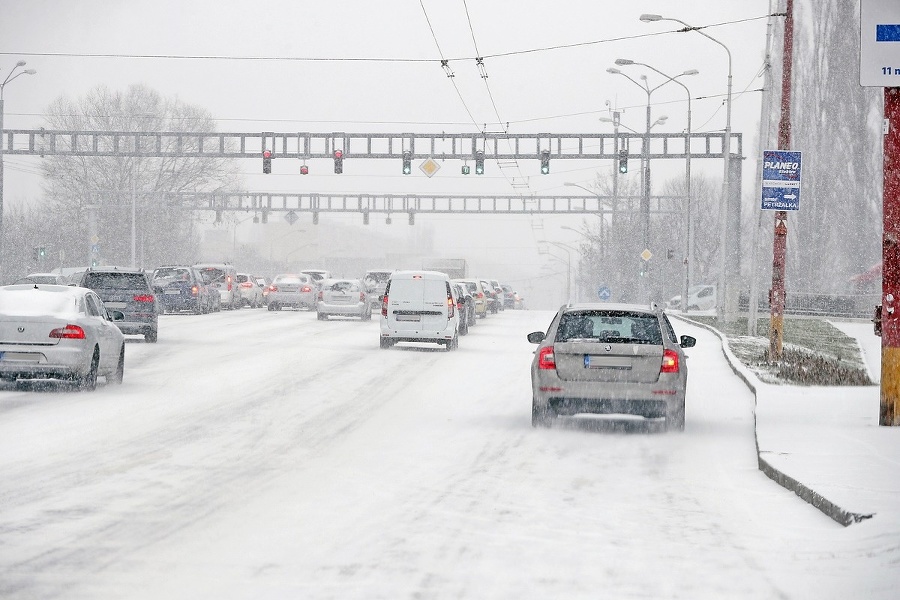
[0,308,884,599]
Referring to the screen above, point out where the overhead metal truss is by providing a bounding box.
[94,191,684,216]
[4,129,741,161]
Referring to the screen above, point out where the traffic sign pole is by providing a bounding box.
[881,87,900,425]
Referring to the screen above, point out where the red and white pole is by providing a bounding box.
[882,87,900,426]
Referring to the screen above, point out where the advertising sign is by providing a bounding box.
[761,150,802,211]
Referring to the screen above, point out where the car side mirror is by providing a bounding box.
[680,335,696,348]
[527,331,545,344]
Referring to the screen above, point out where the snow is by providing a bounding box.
[0,309,898,599]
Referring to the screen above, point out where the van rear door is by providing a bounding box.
[387,277,448,331]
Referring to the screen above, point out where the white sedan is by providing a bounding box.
[0,284,126,390]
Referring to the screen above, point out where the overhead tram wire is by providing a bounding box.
[0,14,777,65]
[460,0,531,192]
[419,0,481,133]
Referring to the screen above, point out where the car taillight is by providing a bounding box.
[227,275,233,291]
[661,349,679,373]
[475,292,483,299]
[538,346,556,370]
[267,285,277,293]
[447,296,455,318]
[318,291,323,300]
[240,282,253,288]
[50,324,85,339]
[381,294,388,317]
[191,285,199,296]
[359,292,366,302]
[302,286,312,293]
[457,301,464,310]
[133,294,155,303]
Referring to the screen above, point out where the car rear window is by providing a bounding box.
[556,311,663,345]
[154,267,191,280]
[82,273,149,290]
[327,281,360,292]
[0,289,78,315]
[274,275,306,284]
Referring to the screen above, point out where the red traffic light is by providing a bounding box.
[300,165,309,175]
[263,149,272,158]
[333,149,343,159]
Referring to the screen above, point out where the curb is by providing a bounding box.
[672,314,873,527]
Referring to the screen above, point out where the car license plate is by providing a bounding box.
[164,289,180,295]
[105,302,127,309]
[396,314,421,322]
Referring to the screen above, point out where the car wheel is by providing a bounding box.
[108,346,125,385]
[666,401,686,432]
[531,400,554,428]
[379,337,393,349]
[77,349,100,392]
[317,312,326,321]
[458,320,468,336]
[145,328,158,343]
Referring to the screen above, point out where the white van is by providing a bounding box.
[379,271,459,350]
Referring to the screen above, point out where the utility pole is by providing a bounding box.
[768,0,793,362]
[882,87,900,425]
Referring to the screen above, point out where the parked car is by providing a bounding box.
[380,270,459,350]
[235,272,264,308]
[363,269,394,310]
[454,279,490,319]
[0,284,126,389]
[451,281,474,335]
[666,284,717,312]
[78,267,160,343]
[480,279,500,314]
[500,283,516,309]
[266,273,316,310]
[194,263,240,310]
[317,278,371,320]
[488,279,505,311]
[527,303,696,431]
[16,273,70,285]
[152,265,213,314]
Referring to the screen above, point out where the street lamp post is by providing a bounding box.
[607,66,677,303]
[615,59,697,312]
[640,13,733,321]
[0,61,36,280]
[539,240,573,302]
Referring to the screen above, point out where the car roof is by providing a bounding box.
[561,302,663,314]
[83,266,146,274]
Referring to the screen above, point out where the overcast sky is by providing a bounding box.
[0,0,774,300]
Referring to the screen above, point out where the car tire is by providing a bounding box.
[531,401,554,428]
[108,346,125,385]
[145,328,158,343]
[77,349,100,392]
[317,312,326,321]
[458,320,468,336]
[667,401,686,432]
[379,337,393,349]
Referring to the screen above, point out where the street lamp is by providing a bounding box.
[640,13,733,321]
[0,61,36,280]
[538,240,573,302]
[607,65,680,303]
[614,59,698,312]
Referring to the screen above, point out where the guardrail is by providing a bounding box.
[739,292,879,319]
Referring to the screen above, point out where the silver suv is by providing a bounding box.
[527,303,696,430]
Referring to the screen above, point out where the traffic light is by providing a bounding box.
[262,149,272,174]
[333,149,344,174]
[618,149,628,174]
[475,150,485,175]
[300,164,309,175]
[461,165,470,175]
[402,151,412,175]
[540,150,550,175]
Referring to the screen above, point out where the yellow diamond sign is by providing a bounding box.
[419,158,441,178]
[640,249,653,261]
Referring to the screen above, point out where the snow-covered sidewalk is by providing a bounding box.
[719,319,900,529]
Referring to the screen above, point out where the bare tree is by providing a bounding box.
[39,84,238,269]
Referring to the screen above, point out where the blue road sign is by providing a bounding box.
[761,150,802,210]
[597,285,611,301]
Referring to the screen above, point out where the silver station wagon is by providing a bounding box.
[527,303,696,431]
